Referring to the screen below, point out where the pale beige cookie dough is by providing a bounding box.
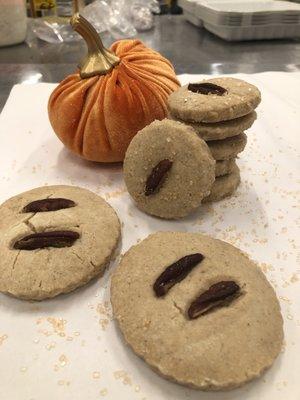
[111,231,283,391]
[215,158,236,177]
[168,77,261,123]
[203,164,240,203]
[170,111,256,141]
[0,185,121,300]
[123,119,215,219]
[208,133,247,161]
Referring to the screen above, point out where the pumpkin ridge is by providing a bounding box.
[128,60,178,82]
[127,68,178,97]
[93,75,113,155]
[121,62,175,108]
[122,59,178,88]
[77,77,106,156]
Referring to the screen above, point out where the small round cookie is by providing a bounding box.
[123,119,215,219]
[168,77,261,123]
[215,158,236,177]
[208,132,247,161]
[170,111,256,141]
[111,231,283,391]
[203,164,240,203]
[0,186,121,300]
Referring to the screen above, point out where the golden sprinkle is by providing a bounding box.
[99,319,109,331]
[290,273,299,283]
[58,380,70,386]
[20,366,27,373]
[59,354,68,367]
[135,384,141,392]
[99,388,108,396]
[0,334,8,346]
[92,371,101,379]
[45,342,56,351]
[113,370,132,386]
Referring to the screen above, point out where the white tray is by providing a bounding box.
[183,10,203,27]
[195,0,300,26]
[204,21,300,40]
[0,73,299,400]
[178,0,197,14]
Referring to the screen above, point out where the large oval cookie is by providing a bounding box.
[123,119,215,219]
[111,232,283,391]
[0,186,121,300]
[168,77,261,123]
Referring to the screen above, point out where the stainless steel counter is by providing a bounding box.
[0,15,299,111]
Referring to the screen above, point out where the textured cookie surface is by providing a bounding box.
[203,164,240,203]
[123,119,215,219]
[215,158,236,177]
[208,133,247,161]
[168,78,261,123]
[111,231,283,391]
[0,186,121,300]
[170,111,256,141]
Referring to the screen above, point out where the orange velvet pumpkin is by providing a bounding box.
[48,14,180,163]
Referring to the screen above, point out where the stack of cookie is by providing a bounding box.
[168,77,261,202]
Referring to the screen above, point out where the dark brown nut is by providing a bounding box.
[22,198,75,213]
[13,231,80,250]
[153,253,204,297]
[145,159,173,196]
[188,82,227,96]
[188,280,240,319]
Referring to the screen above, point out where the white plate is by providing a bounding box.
[0,73,299,400]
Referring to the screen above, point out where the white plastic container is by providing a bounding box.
[183,10,203,27]
[180,0,300,40]
[195,0,300,26]
[0,0,27,47]
[204,21,300,41]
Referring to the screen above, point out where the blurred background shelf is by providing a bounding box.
[0,13,300,112]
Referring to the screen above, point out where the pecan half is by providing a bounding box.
[22,198,75,213]
[188,82,227,96]
[188,280,240,319]
[13,231,80,250]
[153,253,204,297]
[145,159,173,196]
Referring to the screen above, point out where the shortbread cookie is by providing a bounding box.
[170,111,256,141]
[203,164,240,203]
[168,78,261,123]
[208,133,247,161]
[215,158,236,177]
[0,185,121,300]
[111,231,283,391]
[123,119,215,219]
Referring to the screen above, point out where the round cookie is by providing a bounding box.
[170,111,256,141]
[123,119,215,219]
[0,185,121,300]
[203,164,240,203]
[111,231,283,391]
[168,77,261,123]
[208,132,247,161]
[215,158,236,177]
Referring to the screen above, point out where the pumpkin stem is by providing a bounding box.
[70,13,120,78]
